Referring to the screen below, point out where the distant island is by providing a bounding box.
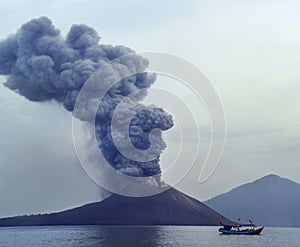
[205,174,300,227]
[0,187,232,226]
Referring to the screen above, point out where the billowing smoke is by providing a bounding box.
[0,17,173,182]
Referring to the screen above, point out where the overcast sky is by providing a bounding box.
[0,0,299,217]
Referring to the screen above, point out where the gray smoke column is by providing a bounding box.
[0,17,173,181]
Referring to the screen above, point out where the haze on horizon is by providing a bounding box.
[0,0,299,217]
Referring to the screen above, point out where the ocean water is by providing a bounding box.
[0,225,299,247]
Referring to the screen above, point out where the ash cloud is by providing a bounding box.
[0,17,173,181]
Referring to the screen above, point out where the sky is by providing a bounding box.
[0,0,299,217]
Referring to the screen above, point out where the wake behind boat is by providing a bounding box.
[219,220,264,235]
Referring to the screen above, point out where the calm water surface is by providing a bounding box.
[0,225,299,247]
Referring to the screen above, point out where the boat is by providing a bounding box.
[219,222,264,235]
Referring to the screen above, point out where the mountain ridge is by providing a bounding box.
[204,174,300,227]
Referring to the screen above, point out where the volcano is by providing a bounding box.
[0,187,230,226]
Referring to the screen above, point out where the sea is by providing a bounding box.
[0,225,299,247]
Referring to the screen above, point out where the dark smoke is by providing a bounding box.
[0,17,173,181]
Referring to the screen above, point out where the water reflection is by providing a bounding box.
[92,226,164,247]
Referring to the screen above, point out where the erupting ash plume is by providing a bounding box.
[0,17,173,182]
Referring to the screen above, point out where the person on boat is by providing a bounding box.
[249,219,254,230]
